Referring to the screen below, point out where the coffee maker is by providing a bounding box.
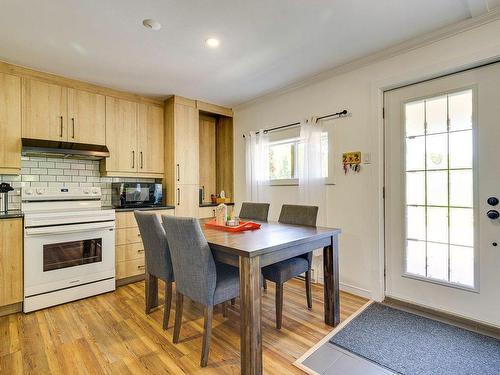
[0,183,14,213]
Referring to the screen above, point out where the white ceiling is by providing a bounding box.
[0,0,498,106]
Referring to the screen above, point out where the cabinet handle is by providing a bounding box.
[138,249,145,253]
[59,116,63,137]
[137,265,145,270]
[71,117,75,138]
[140,152,143,169]
[202,185,205,201]
[176,164,180,182]
[177,188,180,206]
[131,151,135,169]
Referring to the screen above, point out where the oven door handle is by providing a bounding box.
[25,222,115,236]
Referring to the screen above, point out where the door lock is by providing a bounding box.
[487,210,499,220]
[487,197,499,206]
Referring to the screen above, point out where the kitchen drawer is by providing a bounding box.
[115,211,138,229]
[116,258,145,280]
[198,206,216,219]
[115,227,141,246]
[116,242,144,262]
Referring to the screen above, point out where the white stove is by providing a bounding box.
[22,187,116,312]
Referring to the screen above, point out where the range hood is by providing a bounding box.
[22,138,110,160]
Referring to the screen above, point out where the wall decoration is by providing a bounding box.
[343,151,361,174]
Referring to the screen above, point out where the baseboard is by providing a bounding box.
[0,302,22,317]
[339,282,372,299]
[116,273,145,287]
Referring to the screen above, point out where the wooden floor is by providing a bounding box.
[0,279,367,375]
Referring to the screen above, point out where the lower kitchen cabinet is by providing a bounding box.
[198,206,216,219]
[115,209,174,284]
[0,218,23,311]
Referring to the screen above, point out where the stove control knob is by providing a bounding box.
[36,188,45,195]
[91,188,100,195]
[24,188,33,196]
[83,188,90,194]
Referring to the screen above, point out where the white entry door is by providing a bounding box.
[384,63,500,327]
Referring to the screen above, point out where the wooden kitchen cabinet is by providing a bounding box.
[22,78,67,141]
[115,209,175,284]
[0,218,23,309]
[0,73,21,174]
[174,185,200,217]
[174,102,199,185]
[198,206,216,219]
[103,97,138,174]
[67,88,106,145]
[138,103,164,174]
[199,115,216,203]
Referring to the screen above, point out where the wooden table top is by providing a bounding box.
[199,218,341,258]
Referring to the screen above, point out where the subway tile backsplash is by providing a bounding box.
[0,156,157,209]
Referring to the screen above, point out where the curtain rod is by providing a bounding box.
[242,109,348,138]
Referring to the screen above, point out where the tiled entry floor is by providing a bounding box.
[302,342,394,375]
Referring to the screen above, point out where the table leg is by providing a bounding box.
[323,235,340,326]
[239,256,262,375]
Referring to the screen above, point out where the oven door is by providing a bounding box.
[24,221,115,297]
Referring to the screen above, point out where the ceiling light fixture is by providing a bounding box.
[142,19,162,31]
[205,38,220,48]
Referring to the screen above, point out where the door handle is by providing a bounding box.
[131,151,135,169]
[71,117,75,138]
[487,210,499,220]
[176,164,180,182]
[487,197,499,206]
[59,116,63,137]
[177,188,180,206]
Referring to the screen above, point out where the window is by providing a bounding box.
[268,133,328,182]
[404,89,475,288]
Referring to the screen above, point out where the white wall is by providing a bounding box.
[233,17,500,300]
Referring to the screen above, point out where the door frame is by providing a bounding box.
[369,54,500,302]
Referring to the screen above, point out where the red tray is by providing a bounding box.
[205,219,261,232]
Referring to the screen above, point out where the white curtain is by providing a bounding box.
[298,119,326,225]
[245,130,270,202]
[299,119,326,283]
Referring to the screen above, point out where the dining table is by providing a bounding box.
[199,218,342,375]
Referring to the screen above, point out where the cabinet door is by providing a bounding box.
[198,206,216,219]
[175,185,200,217]
[0,73,21,174]
[199,116,217,202]
[174,103,199,184]
[0,218,23,306]
[68,88,106,145]
[138,103,164,174]
[105,97,137,173]
[22,79,67,141]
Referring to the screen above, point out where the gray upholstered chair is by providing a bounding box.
[134,211,174,330]
[262,204,319,329]
[239,202,270,222]
[162,215,240,367]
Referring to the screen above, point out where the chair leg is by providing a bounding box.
[263,279,267,290]
[173,292,184,344]
[305,270,313,309]
[222,301,227,318]
[163,281,173,330]
[145,272,158,314]
[275,283,283,330]
[230,298,236,306]
[200,305,213,367]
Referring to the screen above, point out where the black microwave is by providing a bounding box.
[111,183,163,208]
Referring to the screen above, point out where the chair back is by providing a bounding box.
[134,211,174,282]
[278,204,318,227]
[162,216,217,305]
[239,202,270,222]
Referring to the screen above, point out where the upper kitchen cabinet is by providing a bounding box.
[22,78,67,141]
[67,88,106,145]
[0,73,21,175]
[22,78,106,145]
[102,97,138,175]
[137,103,164,174]
[101,97,164,178]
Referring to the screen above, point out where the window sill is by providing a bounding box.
[268,179,335,187]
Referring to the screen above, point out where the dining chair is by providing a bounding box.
[162,215,240,367]
[134,211,174,330]
[239,202,270,222]
[261,204,319,329]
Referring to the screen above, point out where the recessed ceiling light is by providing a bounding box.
[142,19,162,31]
[205,38,220,48]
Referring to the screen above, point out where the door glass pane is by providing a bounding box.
[427,242,448,281]
[406,240,426,276]
[450,208,474,246]
[450,245,474,286]
[407,206,425,240]
[427,207,448,243]
[405,101,425,137]
[406,171,425,205]
[43,238,102,272]
[449,130,472,169]
[406,136,425,171]
[426,134,447,170]
[403,91,475,288]
[427,170,448,206]
[449,90,472,131]
[450,170,473,207]
[426,96,447,134]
